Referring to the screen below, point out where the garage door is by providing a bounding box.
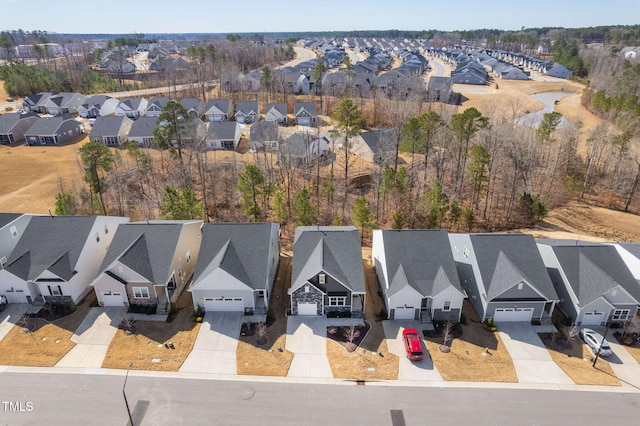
[394,307,415,320]
[581,312,604,326]
[297,302,317,316]
[4,290,28,304]
[493,307,534,322]
[102,292,125,307]
[204,297,244,312]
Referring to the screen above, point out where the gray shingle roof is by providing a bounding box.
[4,216,98,281]
[191,223,278,290]
[470,234,558,301]
[207,121,237,139]
[291,226,365,293]
[235,101,259,115]
[24,116,65,135]
[204,99,231,115]
[551,244,640,304]
[89,116,130,137]
[378,230,462,297]
[99,222,190,284]
[0,213,22,228]
[294,102,316,117]
[250,121,278,142]
[265,103,287,117]
[128,116,158,138]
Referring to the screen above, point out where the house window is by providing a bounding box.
[133,287,150,299]
[443,301,451,312]
[517,282,524,290]
[305,285,310,293]
[10,226,18,238]
[48,285,62,296]
[612,309,630,321]
[328,296,346,306]
[319,273,326,284]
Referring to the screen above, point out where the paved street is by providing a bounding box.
[1,372,639,425]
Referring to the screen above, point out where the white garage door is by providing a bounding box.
[581,312,604,326]
[204,297,244,312]
[394,307,415,320]
[297,302,317,316]
[102,292,125,307]
[4,291,28,304]
[493,307,534,322]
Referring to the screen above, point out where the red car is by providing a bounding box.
[402,328,424,361]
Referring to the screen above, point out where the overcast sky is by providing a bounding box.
[1,0,637,34]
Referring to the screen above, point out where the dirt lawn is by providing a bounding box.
[540,334,619,386]
[326,249,399,380]
[423,302,517,382]
[0,297,92,366]
[102,289,199,371]
[236,255,294,376]
[0,137,87,213]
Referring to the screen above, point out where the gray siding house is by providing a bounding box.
[449,233,559,323]
[0,113,39,144]
[24,116,83,146]
[538,241,640,326]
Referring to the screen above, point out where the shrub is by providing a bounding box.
[266,308,275,324]
[460,312,468,325]
[170,302,179,314]
[69,301,77,313]
[483,317,497,332]
[89,297,99,307]
[378,307,387,319]
[196,316,203,323]
[146,305,156,315]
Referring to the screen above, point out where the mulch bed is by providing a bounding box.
[613,331,640,347]
[423,322,464,339]
[326,322,371,353]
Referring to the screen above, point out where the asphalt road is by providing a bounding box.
[1,372,639,425]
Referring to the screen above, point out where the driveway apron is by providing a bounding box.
[56,307,125,368]
[180,313,243,375]
[286,316,332,378]
[498,323,573,384]
[383,321,443,381]
[591,326,640,389]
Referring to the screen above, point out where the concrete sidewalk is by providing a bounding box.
[498,323,573,385]
[55,307,125,368]
[180,313,243,375]
[383,321,443,382]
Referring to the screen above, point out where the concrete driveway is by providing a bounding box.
[383,321,443,382]
[590,326,640,389]
[180,313,243,375]
[56,307,125,368]
[498,323,573,385]
[0,303,28,341]
[286,316,335,378]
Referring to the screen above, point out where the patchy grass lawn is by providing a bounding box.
[540,334,619,386]
[326,250,399,381]
[423,302,517,382]
[0,296,92,366]
[621,344,640,364]
[236,255,294,376]
[102,290,199,371]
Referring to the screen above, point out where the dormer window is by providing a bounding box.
[319,273,326,284]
